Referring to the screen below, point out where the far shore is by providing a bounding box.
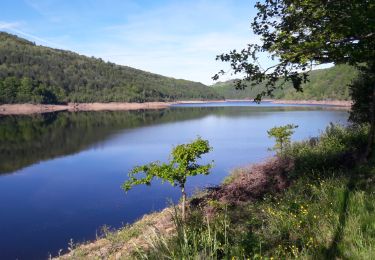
[265,99,352,107]
[0,102,174,115]
[0,99,351,115]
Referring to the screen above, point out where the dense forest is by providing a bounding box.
[212,64,357,100]
[0,32,222,104]
[0,32,358,104]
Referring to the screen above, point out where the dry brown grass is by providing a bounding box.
[189,157,294,218]
[55,207,175,260]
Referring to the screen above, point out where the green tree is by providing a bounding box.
[349,70,374,125]
[49,85,67,103]
[1,77,19,103]
[267,124,298,155]
[18,77,33,102]
[33,84,58,104]
[214,0,375,158]
[123,137,213,220]
[349,65,375,158]
[0,80,4,103]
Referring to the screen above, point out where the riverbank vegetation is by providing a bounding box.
[52,26,374,257]
[59,124,374,259]
[144,124,372,259]
[25,0,374,257]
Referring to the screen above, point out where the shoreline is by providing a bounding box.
[56,157,282,259]
[0,99,351,115]
[266,99,352,107]
[0,102,174,115]
[56,125,367,259]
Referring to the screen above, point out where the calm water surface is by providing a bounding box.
[0,102,348,259]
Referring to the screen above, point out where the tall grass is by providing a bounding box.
[138,124,375,259]
[286,123,368,174]
[135,206,241,259]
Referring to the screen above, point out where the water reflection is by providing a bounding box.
[0,104,350,174]
[0,104,348,259]
[0,106,345,175]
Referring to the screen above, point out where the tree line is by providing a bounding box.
[0,32,222,104]
[213,64,357,100]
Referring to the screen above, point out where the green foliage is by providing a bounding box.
[0,75,63,104]
[214,0,375,158]
[140,125,375,259]
[0,32,222,104]
[17,77,33,102]
[251,168,375,259]
[214,0,374,101]
[213,65,357,100]
[123,137,213,220]
[286,124,368,173]
[268,124,298,154]
[349,63,375,124]
[0,76,18,103]
[137,206,237,259]
[123,137,212,191]
[143,173,375,259]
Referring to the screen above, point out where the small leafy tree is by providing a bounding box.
[123,137,213,221]
[268,124,298,155]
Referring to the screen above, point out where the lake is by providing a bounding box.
[0,102,348,259]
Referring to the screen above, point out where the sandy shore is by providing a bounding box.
[0,101,230,115]
[67,102,173,111]
[0,99,351,115]
[266,99,352,107]
[0,102,174,115]
[175,99,352,106]
[0,104,69,115]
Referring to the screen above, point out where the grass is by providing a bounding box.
[255,167,375,259]
[136,124,375,259]
[56,210,172,259]
[59,124,374,259]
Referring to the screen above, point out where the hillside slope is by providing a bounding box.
[0,32,222,104]
[212,64,358,100]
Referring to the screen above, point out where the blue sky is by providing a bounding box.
[1,0,262,84]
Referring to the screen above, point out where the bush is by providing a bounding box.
[285,124,368,174]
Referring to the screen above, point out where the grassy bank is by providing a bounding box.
[58,124,375,259]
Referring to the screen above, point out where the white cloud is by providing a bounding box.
[0,21,21,30]
[71,1,257,84]
[0,19,66,49]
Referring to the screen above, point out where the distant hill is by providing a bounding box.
[0,32,222,104]
[212,64,358,100]
[0,32,358,104]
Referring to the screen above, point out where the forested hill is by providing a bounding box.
[0,32,222,104]
[0,32,358,104]
[212,64,358,100]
